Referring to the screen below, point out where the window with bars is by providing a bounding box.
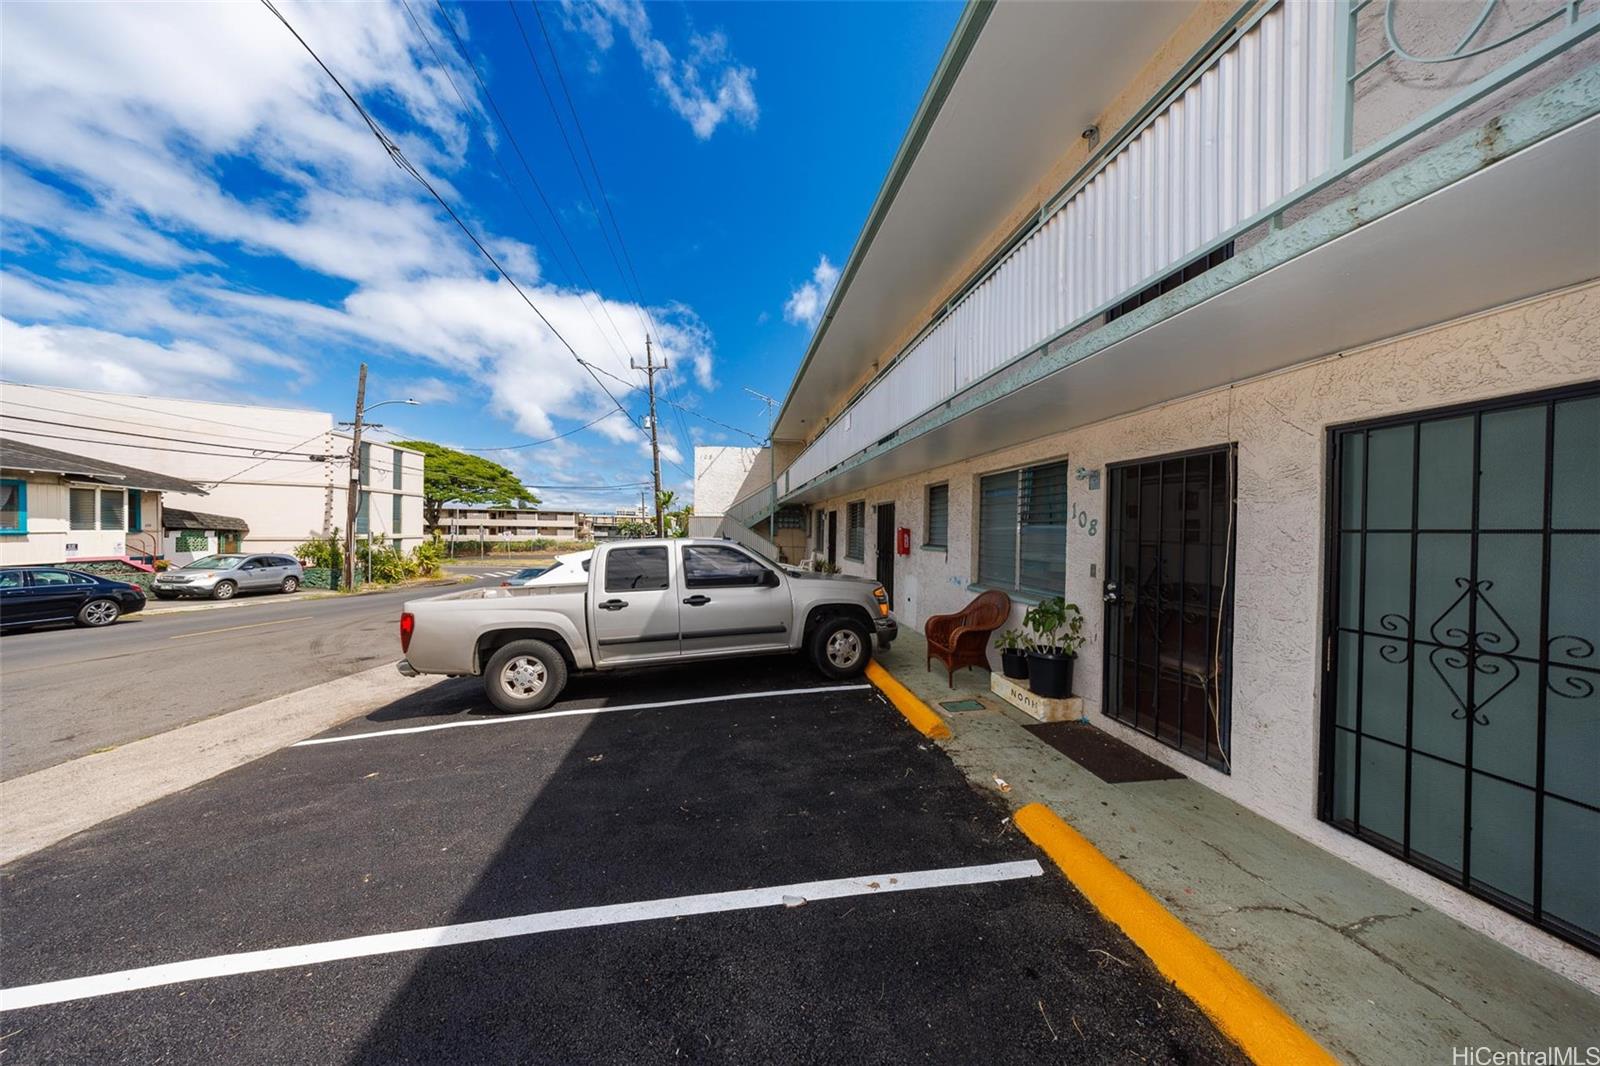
[1322,384,1600,953]
[925,483,949,549]
[845,501,865,560]
[978,461,1069,595]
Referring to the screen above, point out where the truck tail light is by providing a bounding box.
[399,611,414,653]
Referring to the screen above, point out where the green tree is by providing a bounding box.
[392,440,539,529]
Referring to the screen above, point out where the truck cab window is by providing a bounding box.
[682,545,769,588]
[605,547,670,592]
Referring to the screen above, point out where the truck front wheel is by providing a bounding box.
[484,639,568,713]
[809,616,873,680]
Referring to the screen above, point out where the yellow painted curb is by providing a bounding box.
[1014,803,1337,1066]
[865,661,952,740]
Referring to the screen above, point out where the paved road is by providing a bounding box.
[0,577,495,781]
[0,658,1243,1064]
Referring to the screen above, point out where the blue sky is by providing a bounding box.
[0,0,960,510]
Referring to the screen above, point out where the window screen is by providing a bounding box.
[925,484,949,548]
[605,546,670,592]
[846,501,865,560]
[682,545,769,588]
[99,490,125,531]
[360,442,372,486]
[978,461,1069,594]
[356,491,370,535]
[392,450,403,490]
[392,494,403,535]
[70,488,97,530]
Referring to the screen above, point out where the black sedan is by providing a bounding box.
[0,567,147,630]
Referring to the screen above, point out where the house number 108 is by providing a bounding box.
[1071,502,1098,536]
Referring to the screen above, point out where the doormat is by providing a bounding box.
[938,698,987,713]
[1023,721,1185,784]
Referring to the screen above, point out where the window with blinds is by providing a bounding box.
[846,501,865,560]
[98,489,125,531]
[925,483,949,548]
[978,460,1069,595]
[69,488,97,530]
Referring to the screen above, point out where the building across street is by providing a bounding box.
[705,0,1600,979]
[0,383,426,561]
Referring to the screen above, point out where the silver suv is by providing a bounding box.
[152,553,304,600]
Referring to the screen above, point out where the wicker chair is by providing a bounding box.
[924,589,1012,687]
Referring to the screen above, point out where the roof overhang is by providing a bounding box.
[782,112,1600,502]
[773,0,1199,441]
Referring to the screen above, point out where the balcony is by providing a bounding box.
[732,0,1599,520]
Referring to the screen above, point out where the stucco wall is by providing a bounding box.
[805,282,1600,980]
[693,446,766,516]
[0,477,162,566]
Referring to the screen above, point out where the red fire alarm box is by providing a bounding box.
[896,527,912,555]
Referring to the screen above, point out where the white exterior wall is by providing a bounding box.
[804,283,1600,980]
[693,446,766,517]
[0,385,425,554]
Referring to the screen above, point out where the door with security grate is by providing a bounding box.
[1321,384,1599,953]
[1103,445,1235,770]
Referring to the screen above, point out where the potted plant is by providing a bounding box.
[993,628,1030,680]
[1023,596,1084,699]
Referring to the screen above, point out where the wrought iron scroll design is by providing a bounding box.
[1382,0,1579,66]
[1370,577,1592,727]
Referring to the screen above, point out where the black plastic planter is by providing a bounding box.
[1026,650,1075,699]
[1000,649,1029,680]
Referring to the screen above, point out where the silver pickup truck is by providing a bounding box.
[399,538,898,712]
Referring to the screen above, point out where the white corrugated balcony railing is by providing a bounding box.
[778,0,1598,497]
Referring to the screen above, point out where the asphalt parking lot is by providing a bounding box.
[0,657,1244,1064]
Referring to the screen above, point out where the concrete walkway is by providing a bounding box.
[876,632,1600,1066]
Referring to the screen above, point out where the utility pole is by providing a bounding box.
[632,337,667,537]
[343,363,367,592]
[744,387,780,543]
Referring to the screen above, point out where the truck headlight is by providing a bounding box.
[872,585,889,617]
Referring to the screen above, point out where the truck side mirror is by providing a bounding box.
[762,569,781,588]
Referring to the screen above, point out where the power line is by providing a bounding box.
[1,425,326,461]
[0,380,318,441]
[258,0,649,462]
[427,0,638,366]
[0,413,326,456]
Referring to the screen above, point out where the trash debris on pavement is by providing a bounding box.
[782,895,807,908]
[993,774,1012,793]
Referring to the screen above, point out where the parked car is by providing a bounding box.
[152,553,304,600]
[501,551,591,587]
[400,538,896,713]
[0,567,146,630]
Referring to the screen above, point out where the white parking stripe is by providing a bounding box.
[295,684,875,747]
[0,860,1042,1012]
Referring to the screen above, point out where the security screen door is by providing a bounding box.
[1104,445,1235,770]
[1322,384,1598,952]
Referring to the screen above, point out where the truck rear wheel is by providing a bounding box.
[809,616,872,680]
[484,639,568,713]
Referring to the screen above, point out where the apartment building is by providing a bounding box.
[436,505,588,542]
[715,0,1600,974]
[589,505,650,540]
[0,383,426,559]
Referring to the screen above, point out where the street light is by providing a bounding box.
[341,363,423,590]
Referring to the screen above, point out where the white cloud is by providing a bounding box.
[0,0,719,480]
[784,254,840,329]
[564,0,758,140]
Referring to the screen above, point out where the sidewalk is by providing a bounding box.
[875,631,1600,1066]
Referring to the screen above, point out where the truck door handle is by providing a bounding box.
[682,595,711,606]
[599,599,629,611]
